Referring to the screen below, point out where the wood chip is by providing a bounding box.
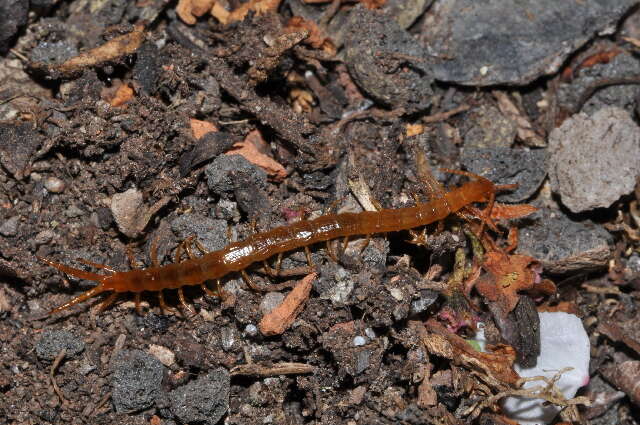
[259,273,316,336]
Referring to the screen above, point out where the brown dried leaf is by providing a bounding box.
[189,118,218,139]
[212,0,282,25]
[285,16,327,49]
[493,91,545,147]
[227,130,287,181]
[421,320,519,387]
[474,251,543,318]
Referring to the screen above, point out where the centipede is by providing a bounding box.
[39,169,505,316]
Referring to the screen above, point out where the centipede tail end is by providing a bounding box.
[38,256,109,315]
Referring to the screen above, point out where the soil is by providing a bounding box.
[1,1,640,425]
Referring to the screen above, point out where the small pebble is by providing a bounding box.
[34,229,55,246]
[44,176,65,193]
[148,344,175,367]
[65,204,84,218]
[364,328,376,339]
[0,216,19,237]
[353,336,367,346]
[244,324,258,337]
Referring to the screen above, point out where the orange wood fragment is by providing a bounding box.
[259,273,316,336]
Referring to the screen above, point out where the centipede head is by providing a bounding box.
[38,256,111,316]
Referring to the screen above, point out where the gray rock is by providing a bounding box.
[424,0,636,86]
[35,330,85,361]
[461,147,548,202]
[0,0,28,54]
[344,7,434,112]
[548,107,640,212]
[0,216,19,237]
[170,214,229,252]
[517,209,612,274]
[205,155,267,195]
[169,369,230,425]
[111,349,165,412]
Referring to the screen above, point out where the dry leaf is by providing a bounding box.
[105,82,134,107]
[189,118,218,139]
[474,251,549,318]
[285,16,327,49]
[417,320,520,387]
[227,130,287,181]
[493,91,545,147]
[212,0,281,25]
[406,123,425,137]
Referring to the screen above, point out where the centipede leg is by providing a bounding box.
[150,237,161,267]
[126,245,142,269]
[177,287,195,316]
[359,234,372,253]
[134,292,144,315]
[304,246,314,267]
[157,290,173,314]
[241,270,261,291]
[201,283,218,297]
[96,292,118,313]
[326,241,338,262]
[341,236,350,253]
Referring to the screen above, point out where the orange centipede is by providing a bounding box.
[39,170,504,316]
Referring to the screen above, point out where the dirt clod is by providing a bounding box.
[111,349,165,412]
[168,369,230,425]
[35,329,85,361]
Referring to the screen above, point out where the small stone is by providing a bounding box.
[111,349,165,412]
[148,344,175,367]
[169,369,230,425]
[44,176,65,193]
[110,188,143,236]
[548,107,640,212]
[244,324,258,337]
[35,330,85,361]
[34,229,55,246]
[0,216,19,236]
[65,204,84,218]
[171,214,229,252]
[461,147,548,202]
[260,292,285,315]
[353,336,367,346]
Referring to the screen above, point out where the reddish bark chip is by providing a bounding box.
[259,273,316,336]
